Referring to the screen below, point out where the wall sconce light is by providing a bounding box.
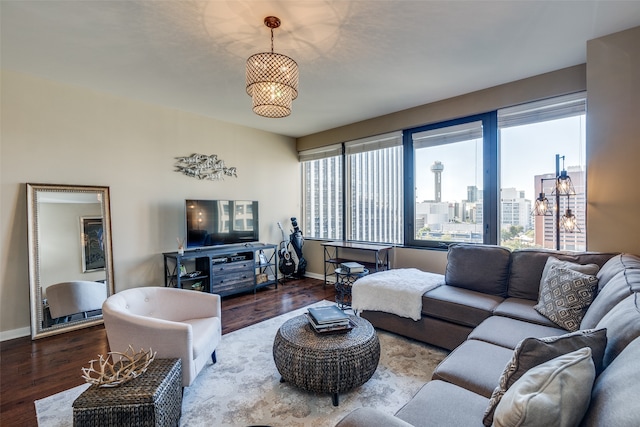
[532,154,580,250]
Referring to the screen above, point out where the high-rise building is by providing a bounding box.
[467,186,478,203]
[501,188,532,230]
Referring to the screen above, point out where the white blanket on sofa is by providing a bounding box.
[352,268,445,321]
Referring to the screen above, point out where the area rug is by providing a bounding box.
[35,301,448,427]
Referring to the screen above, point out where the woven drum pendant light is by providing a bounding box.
[246,16,299,118]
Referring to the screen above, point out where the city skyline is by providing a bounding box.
[416,115,586,203]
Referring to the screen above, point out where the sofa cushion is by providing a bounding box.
[595,293,640,369]
[335,408,414,427]
[581,269,640,329]
[422,285,503,328]
[508,249,615,301]
[469,316,566,349]
[492,347,595,427]
[493,298,559,327]
[482,329,607,426]
[596,253,640,291]
[432,339,514,398]
[395,380,488,427]
[445,244,511,297]
[361,309,472,351]
[580,336,640,427]
[534,266,599,331]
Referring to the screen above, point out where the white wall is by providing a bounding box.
[586,26,640,254]
[0,70,298,338]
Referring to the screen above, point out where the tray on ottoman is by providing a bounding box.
[73,358,182,427]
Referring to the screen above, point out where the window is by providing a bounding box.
[404,114,497,248]
[301,93,587,250]
[345,133,403,244]
[300,144,343,240]
[498,93,586,251]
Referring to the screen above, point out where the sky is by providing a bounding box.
[415,115,586,203]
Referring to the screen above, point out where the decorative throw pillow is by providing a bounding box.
[540,256,600,284]
[534,265,599,331]
[492,347,596,427]
[482,328,607,427]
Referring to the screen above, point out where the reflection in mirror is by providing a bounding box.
[27,184,114,339]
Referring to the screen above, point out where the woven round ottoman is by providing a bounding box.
[273,313,380,406]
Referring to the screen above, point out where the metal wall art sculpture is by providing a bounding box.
[174,153,238,181]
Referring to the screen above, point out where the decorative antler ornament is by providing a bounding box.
[81,346,156,387]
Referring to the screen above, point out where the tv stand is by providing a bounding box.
[163,243,278,296]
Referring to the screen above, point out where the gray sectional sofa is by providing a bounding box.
[337,245,640,427]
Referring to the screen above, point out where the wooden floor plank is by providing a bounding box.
[0,278,334,426]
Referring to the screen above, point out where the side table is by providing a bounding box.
[334,268,369,309]
[73,358,182,427]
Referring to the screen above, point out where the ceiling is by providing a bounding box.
[2,1,640,138]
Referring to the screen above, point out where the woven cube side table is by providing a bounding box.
[73,358,182,427]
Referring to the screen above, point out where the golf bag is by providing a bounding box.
[289,217,307,278]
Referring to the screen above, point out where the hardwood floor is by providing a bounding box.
[0,277,334,426]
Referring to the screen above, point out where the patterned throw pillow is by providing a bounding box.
[533,265,599,331]
[481,328,607,427]
[540,256,600,284]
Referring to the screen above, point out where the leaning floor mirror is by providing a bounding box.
[27,183,115,339]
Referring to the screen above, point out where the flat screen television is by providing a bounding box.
[185,200,259,248]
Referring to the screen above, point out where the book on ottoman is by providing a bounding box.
[307,306,351,334]
[308,305,349,324]
[306,314,354,334]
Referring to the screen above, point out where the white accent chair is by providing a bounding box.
[102,287,222,387]
[46,281,107,323]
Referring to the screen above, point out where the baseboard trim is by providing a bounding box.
[1,326,31,342]
[304,272,325,281]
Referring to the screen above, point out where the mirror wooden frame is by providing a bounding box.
[27,183,115,339]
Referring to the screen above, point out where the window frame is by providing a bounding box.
[344,132,404,244]
[497,92,587,251]
[300,93,586,250]
[403,112,498,249]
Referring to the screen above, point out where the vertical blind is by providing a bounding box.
[298,143,343,162]
[498,92,586,128]
[345,132,403,244]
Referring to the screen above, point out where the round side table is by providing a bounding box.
[334,268,369,309]
[272,314,380,406]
